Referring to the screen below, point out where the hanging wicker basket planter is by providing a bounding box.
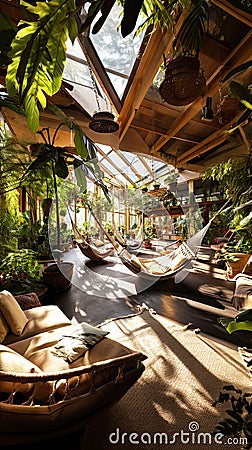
[89,112,119,133]
[216,96,240,125]
[168,205,183,216]
[159,56,206,106]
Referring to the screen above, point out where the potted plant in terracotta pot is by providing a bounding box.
[219,223,252,280]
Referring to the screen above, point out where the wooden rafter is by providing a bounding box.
[111,148,142,180]
[210,0,252,27]
[151,29,252,157]
[118,11,189,143]
[95,145,136,187]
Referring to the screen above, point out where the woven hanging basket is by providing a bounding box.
[159,56,206,106]
[216,96,240,125]
[89,112,119,133]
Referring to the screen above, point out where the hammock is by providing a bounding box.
[86,200,230,281]
[68,210,114,261]
[115,221,144,252]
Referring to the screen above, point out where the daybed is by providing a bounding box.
[0,291,146,445]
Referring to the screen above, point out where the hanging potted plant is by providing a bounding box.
[159,1,208,106]
[159,53,206,106]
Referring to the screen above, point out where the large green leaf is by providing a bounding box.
[74,129,89,160]
[74,164,87,193]
[5,0,79,132]
[229,80,251,101]
[55,155,69,178]
[173,0,208,55]
[121,0,144,38]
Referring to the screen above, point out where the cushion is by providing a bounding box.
[0,312,9,343]
[57,338,135,398]
[92,239,105,247]
[0,291,28,335]
[3,305,72,345]
[14,292,41,310]
[231,275,252,310]
[0,345,42,396]
[51,322,109,363]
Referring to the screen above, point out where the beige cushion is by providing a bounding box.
[3,305,72,345]
[0,344,42,396]
[0,291,28,335]
[0,312,9,343]
[92,239,105,247]
[57,338,135,399]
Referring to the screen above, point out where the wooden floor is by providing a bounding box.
[42,244,250,348]
[4,245,251,450]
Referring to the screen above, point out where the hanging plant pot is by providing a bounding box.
[168,205,183,216]
[216,96,240,125]
[43,262,74,293]
[89,112,119,133]
[163,190,174,202]
[159,56,206,106]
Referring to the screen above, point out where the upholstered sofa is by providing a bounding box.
[0,291,146,445]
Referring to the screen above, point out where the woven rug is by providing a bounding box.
[81,307,251,450]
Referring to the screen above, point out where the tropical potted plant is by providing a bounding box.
[24,122,109,293]
[143,225,157,248]
[203,151,252,278]
[218,226,252,279]
[0,249,43,295]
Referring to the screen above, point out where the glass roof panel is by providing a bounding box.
[63,57,91,88]
[90,2,145,98]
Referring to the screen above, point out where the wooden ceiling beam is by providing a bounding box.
[152,29,252,156]
[177,110,243,165]
[118,11,189,143]
[137,155,153,177]
[98,162,125,188]
[239,125,251,151]
[209,0,252,27]
[112,148,142,180]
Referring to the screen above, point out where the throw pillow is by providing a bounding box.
[0,290,28,335]
[0,312,9,343]
[14,292,41,310]
[0,345,42,396]
[92,239,105,247]
[52,322,109,363]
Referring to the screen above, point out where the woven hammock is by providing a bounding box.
[68,209,114,261]
[86,201,230,282]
